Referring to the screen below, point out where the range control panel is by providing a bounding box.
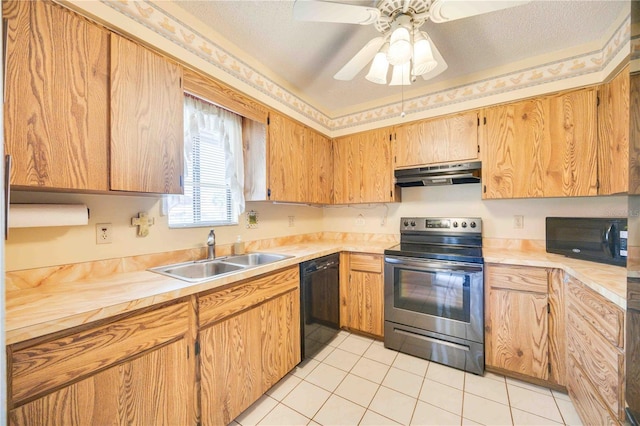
[400,217,482,233]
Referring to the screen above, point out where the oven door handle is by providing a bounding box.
[385,256,483,273]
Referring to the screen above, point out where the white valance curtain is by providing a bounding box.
[165,95,245,226]
[185,95,245,217]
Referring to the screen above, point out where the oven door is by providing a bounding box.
[384,256,484,343]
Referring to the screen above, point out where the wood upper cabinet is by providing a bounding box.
[199,267,301,426]
[3,0,109,191]
[340,253,384,338]
[268,111,307,202]
[7,300,197,425]
[334,128,398,204]
[394,111,479,168]
[485,264,566,386]
[308,129,334,204]
[262,111,332,203]
[110,34,184,194]
[482,88,598,199]
[598,66,629,195]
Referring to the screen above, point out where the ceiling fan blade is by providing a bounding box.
[429,0,530,23]
[334,37,385,81]
[421,41,448,81]
[293,0,381,25]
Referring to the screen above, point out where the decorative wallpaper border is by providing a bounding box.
[102,0,630,132]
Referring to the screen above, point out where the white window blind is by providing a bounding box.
[167,95,243,227]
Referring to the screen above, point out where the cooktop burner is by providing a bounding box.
[385,216,483,264]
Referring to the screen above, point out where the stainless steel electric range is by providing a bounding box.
[384,217,484,375]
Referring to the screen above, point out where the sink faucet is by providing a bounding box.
[207,229,216,260]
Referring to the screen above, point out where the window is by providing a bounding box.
[167,94,245,227]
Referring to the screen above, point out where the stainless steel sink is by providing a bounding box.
[148,252,293,283]
[149,259,246,282]
[224,252,293,266]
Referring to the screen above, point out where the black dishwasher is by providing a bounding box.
[300,253,340,360]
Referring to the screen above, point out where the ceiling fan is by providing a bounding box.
[293,0,530,86]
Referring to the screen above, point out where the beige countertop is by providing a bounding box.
[6,238,627,345]
[5,241,392,345]
[484,247,627,309]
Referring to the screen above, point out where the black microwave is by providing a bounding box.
[546,217,627,267]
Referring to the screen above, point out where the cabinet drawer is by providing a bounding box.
[486,264,548,293]
[566,277,624,348]
[10,301,190,405]
[567,355,618,426]
[350,253,382,274]
[567,307,624,419]
[199,266,299,328]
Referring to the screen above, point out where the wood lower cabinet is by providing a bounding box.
[482,88,598,199]
[7,300,197,425]
[110,34,184,194]
[394,111,479,168]
[340,253,384,338]
[199,266,301,425]
[565,276,625,423]
[333,128,398,204]
[3,0,109,191]
[484,264,565,386]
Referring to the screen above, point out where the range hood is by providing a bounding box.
[395,161,482,187]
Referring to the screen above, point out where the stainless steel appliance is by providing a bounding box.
[300,253,340,360]
[394,161,481,187]
[384,217,484,375]
[546,217,627,267]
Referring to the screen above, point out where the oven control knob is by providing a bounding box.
[453,221,458,228]
[410,221,416,227]
[403,220,409,227]
[461,221,467,228]
[470,221,476,228]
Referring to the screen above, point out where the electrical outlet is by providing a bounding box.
[96,223,112,244]
[513,215,524,229]
[356,214,365,226]
[288,216,295,227]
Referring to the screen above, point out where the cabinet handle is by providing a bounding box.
[5,154,11,240]
[3,18,8,103]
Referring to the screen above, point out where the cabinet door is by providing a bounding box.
[544,88,598,197]
[261,288,301,391]
[200,308,262,426]
[110,34,184,194]
[334,128,394,204]
[482,99,547,198]
[483,88,598,199]
[268,111,308,202]
[333,133,359,204]
[598,66,630,195]
[395,111,478,168]
[9,338,195,426]
[485,265,550,380]
[344,254,384,337]
[308,129,333,204]
[3,0,109,191]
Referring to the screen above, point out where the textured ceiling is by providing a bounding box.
[172,0,626,115]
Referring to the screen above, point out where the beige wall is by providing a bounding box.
[322,184,629,241]
[6,187,629,271]
[6,191,323,271]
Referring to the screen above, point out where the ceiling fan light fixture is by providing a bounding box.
[366,43,390,84]
[389,62,411,86]
[387,19,412,66]
[412,31,437,75]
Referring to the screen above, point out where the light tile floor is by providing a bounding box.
[232,330,583,426]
